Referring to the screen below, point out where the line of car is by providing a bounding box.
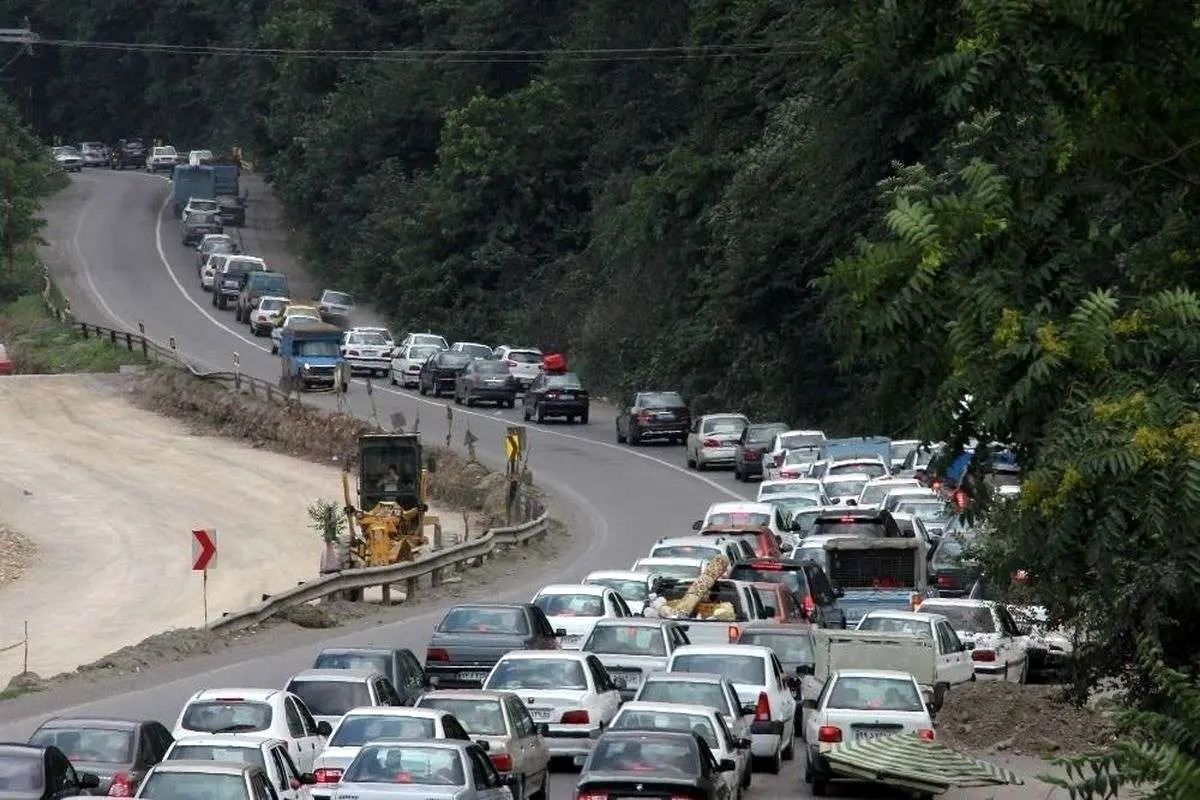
[50,140,214,173]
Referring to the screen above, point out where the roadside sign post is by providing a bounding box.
[504,426,526,523]
[191,528,217,625]
[232,352,240,390]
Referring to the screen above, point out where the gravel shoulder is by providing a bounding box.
[0,527,36,590]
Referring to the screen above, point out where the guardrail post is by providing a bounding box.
[140,336,148,358]
[381,583,391,605]
[109,329,116,345]
[80,323,88,339]
[406,576,418,602]
[124,332,132,351]
[266,384,274,403]
[430,523,444,586]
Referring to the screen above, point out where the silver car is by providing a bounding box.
[686,413,749,470]
[332,740,513,800]
[582,618,691,700]
[284,669,400,728]
[135,759,290,799]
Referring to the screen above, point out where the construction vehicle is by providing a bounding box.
[341,433,438,567]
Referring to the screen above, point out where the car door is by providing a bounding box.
[770,654,797,734]
[509,695,549,784]
[288,697,322,771]
[467,748,508,800]
[935,621,974,685]
[282,698,311,771]
[995,605,1029,679]
[396,650,423,703]
[586,656,622,721]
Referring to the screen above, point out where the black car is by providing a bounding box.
[616,391,691,445]
[577,731,734,800]
[454,359,516,408]
[425,603,561,689]
[733,422,789,481]
[109,139,146,169]
[523,371,589,424]
[929,533,980,597]
[728,558,846,627]
[419,351,473,397]
[0,743,101,799]
[312,647,428,705]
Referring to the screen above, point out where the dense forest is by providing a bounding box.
[6,6,1200,782]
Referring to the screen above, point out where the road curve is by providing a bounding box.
[2,171,1048,800]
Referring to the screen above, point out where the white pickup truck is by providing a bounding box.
[643,577,771,645]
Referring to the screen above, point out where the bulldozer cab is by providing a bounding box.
[358,433,423,510]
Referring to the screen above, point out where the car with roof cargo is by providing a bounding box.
[312,646,426,706]
[492,346,543,390]
[581,618,691,700]
[616,391,691,445]
[163,734,311,800]
[802,669,935,795]
[685,413,749,471]
[27,717,173,796]
[455,359,517,407]
[425,603,562,690]
[415,690,550,800]
[764,430,826,478]
[482,651,622,757]
[609,702,750,794]
[339,328,394,377]
[390,342,443,388]
[531,583,632,649]
[522,371,589,423]
[419,350,474,397]
[733,422,790,481]
[236,269,289,323]
[308,707,471,800]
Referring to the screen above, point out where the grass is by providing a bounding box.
[0,293,149,373]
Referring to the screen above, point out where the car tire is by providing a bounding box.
[467,393,477,407]
[932,683,948,713]
[419,382,428,396]
[616,424,626,444]
[536,403,546,423]
[528,771,548,800]
[763,751,781,775]
[686,452,696,469]
[270,343,278,355]
[740,763,751,789]
[628,425,640,446]
[782,735,795,761]
[523,405,531,422]
[580,410,589,424]
[734,465,744,481]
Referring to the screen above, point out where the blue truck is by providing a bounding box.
[800,535,930,626]
[172,164,216,217]
[209,161,246,227]
[278,320,349,393]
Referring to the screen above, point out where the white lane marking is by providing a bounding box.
[150,187,743,501]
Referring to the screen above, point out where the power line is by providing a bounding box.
[0,45,27,75]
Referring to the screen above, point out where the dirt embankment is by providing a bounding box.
[0,527,35,589]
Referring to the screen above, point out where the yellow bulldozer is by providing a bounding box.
[342,433,437,567]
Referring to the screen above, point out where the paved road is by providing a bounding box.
[2,170,1060,799]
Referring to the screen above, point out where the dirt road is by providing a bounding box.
[0,373,460,684]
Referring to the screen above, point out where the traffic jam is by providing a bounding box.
[0,385,1056,799]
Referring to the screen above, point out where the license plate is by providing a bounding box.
[559,393,575,400]
[530,708,553,720]
[657,412,675,420]
[458,671,488,682]
[854,727,900,741]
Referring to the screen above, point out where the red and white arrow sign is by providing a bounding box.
[191,528,217,571]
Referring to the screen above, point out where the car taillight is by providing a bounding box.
[107,773,132,797]
[702,438,721,448]
[917,728,936,741]
[504,359,517,367]
[936,574,960,589]
[546,392,559,399]
[426,647,450,662]
[754,691,771,722]
[489,752,513,772]
[577,792,607,800]
[313,768,343,784]
[773,454,784,467]
[745,451,760,461]
[971,648,996,662]
[561,709,590,724]
[817,725,842,743]
[780,470,798,478]
[802,594,816,618]
[728,625,740,642]
[637,410,653,422]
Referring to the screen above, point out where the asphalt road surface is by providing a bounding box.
[1,169,1059,799]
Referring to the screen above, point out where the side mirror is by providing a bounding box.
[834,587,845,598]
[535,723,550,737]
[736,737,752,750]
[475,739,491,751]
[801,699,818,711]
[611,676,627,690]
[297,773,316,786]
[740,702,756,716]
[795,664,814,676]
[963,641,975,651]
[572,755,588,768]
[718,758,737,773]
[77,773,101,790]
[316,721,333,737]
[555,628,568,638]
[692,520,703,531]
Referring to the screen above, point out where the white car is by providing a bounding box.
[757,479,823,503]
[610,701,751,794]
[803,669,935,795]
[685,413,749,471]
[630,557,709,581]
[341,328,394,377]
[79,141,108,167]
[171,687,328,772]
[310,707,471,800]
[530,584,632,649]
[164,734,310,800]
[855,609,975,710]
[449,341,495,359]
[182,197,220,221]
[51,145,83,172]
[249,295,291,336]
[697,500,791,542]
[825,458,890,479]
[880,486,938,513]
[582,570,656,615]
[188,149,214,165]
[482,651,622,756]
[400,332,450,350]
[769,449,825,481]
[582,618,691,700]
[353,326,395,347]
[633,672,752,748]
[889,439,922,469]
[494,347,544,390]
[317,289,355,321]
[284,668,399,728]
[146,145,179,171]
[819,472,873,506]
[917,598,1030,682]
[271,312,321,354]
[199,255,225,291]
[667,644,797,773]
[764,430,826,478]
[390,343,443,388]
[856,477,921,510]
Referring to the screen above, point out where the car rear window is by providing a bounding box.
[324,291,353,305]
[745,425,785,444]
[455,344,494,358]
[344,745,464,786]
[507,351,542,363]
[829,677,923,712]
[417,699,505,735]
[545,373,583,389]
[705,511,770,528]
[436,353,472,367]
[612,711,716,748]
[738,632,815,664]
[584,625,666,657]
[783,447,820,464]
[637,681,730,712]
[438,607,529,634]
[181,700,272,733]
[633,562,702,579]
[702,417,746,434]
[29,728,133,763]
[140,772,249,799]
[729,565,804,596]
[167,744,266,769]
[822,478,870,498]
[919,604,995,633]
[0,753,43,791]
[587,578,649,601]
[533,593,604,617]
[652,544,721,560]
[638,392,685,408]
[486,659,587,690]
[475,361,509,374]
[811,516,885,538]
[780,433,824,449]
[314,652,391,675]
[589,738,699,774]
[286,680,371,717]
[857,617,931,637]
[408,345,440,360]
[671,654,765,686]
[828,462,888,478]
[330,715,436,746]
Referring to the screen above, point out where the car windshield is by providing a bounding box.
[438,607,528,634]
[181,701,272,733]
[652,544,720,559]
[258,299,286,311]
[343,745,464,786]
[205,240,235,253]
[584,625,666,656]
[891,442,920,463]
[29,727,133,763]
[633,562,701,579]
[324,292,353,305]
[858,617,932,637]
[314,652,390,675]
[455,344,493,358]
[829,677,923,712]
[612,712,717,748]
[167,744,266,770]
[286,680,371,717]
[507,351,542,363]
[407,345,441,360]
[706,511,770,528]
[760,483,818,499]
[787,509,826,536]
[589,739,698,775]
[859,482,916,505]
[54,146,79,156]
[780,433,824,449]
[784,448,820,465]
[140,772,249,800]
[587,578,649,601]
[671,654,765,685]
[920,604,995,632]
[828,462,888,478]
[545,374,583,389]
[702,417,747,434]
[638,392,684,408]
[822,478,869,497]
[533,593,604,617]
[474,361,509,374]
[436,353,472,368]
[296,340,340,357]
[191,200,219,210]
[895,500,950,522]
[0,753,42,791]
[417,699,506,735]
[330,715,436,746]
[637,681,729,713]
[486,659,587,690]
[739,633,815,664]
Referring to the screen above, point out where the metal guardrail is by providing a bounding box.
[209,513,550,632]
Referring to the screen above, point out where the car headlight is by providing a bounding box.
[302,363,311,371]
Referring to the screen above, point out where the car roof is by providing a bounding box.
[591,617,674,630]
[919,598,994,609]
[172,734,281,749]
[823,472,873,482]
[150,760,255,776]
[861,610,942,624]
[289,669,382,683]
[36,718,141,731]
[761,478,821,488]
[795,533,859,546]
[190,688,281,702]
[0,743,46,757]
[417,690,515,703]
[318,646,395,656]
[446,602,530,611]
[634,557,708,567]
[736,623,815,636]
[642,672,727,685]
[617,701,718,718]
[340,707,448,720]
[776,429,825,438]
[653,536,726,548]
[534,584,608,596]
[498,650,588,663]
[360,738,473,752]
[672,644,773,659]
[258,295,290,303]
[585,570,649,581]
[705,502,773,514]
[699,412,748,420]
[833,669,918,681]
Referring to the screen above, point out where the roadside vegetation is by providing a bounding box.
[4,2,1200,792]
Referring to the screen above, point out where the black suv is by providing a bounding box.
[418,351,473,397]
[728,558,846,627]
[110,138,147,169]
[616,391,691,445]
